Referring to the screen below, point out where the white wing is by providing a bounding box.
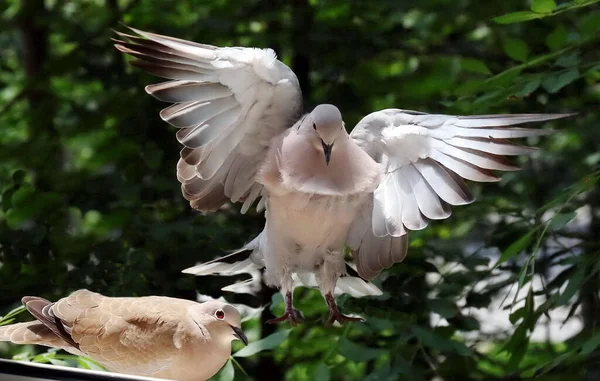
[114,27,302,213]
[347,109,572,279]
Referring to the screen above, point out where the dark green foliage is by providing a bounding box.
[1,0,599,380]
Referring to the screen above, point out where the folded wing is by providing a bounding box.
[114,27,303,212]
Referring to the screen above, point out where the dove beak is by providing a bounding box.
[230,325,248,346]
[321,140,333,166]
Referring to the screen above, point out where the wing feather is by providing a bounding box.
[347,109,572,279]
[115,26,302,213]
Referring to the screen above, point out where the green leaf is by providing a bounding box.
[542,69,580,93]
[509,307,527,324]
[503,39,529,62]
[412,326,472,356]
[233,329,291,357]
[555,53,581,68]
[314,362,331,381]
[518,260,532,288]
[548,212,576,231]
[493,11,543,24]
[338,336,386,361]
[577,10,600,37]
[514,76,541,97]
[503,290,536,366]
[11,169,26,185]
[269,292,284,315]
[545,25,568,51]
[556,266,585,305]
[531,0,556,14]
[460,58,492,75]
[0,306,26,326]
[427,299,458,318]
[581,332,600,355]
[214,359,234,381]
[76,357,106,371]
[495,231,535,266]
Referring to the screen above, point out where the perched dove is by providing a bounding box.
[0,289,248,381]
[113,27,572,325]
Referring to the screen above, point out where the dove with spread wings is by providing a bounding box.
[113,27,572,326]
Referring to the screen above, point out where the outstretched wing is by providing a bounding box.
[348,109,572,279]
[114,27,303,213]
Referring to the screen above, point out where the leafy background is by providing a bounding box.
[1,0,599,380]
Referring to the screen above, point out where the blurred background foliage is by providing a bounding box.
[0,0,599,380]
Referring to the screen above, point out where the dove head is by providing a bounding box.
[193,300,248,346]
[301,104,347,165]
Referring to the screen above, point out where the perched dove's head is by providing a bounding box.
[193,301,248,346]
[300,104,347,165]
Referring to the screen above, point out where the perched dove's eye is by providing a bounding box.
[215,310,225,319]
[313,123,317,130]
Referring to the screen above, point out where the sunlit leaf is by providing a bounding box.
[493,11,542,24]
[76,357,106,371]
[531,0,556,14]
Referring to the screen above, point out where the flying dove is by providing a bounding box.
[0,289,248,381]
[113,27,572,326]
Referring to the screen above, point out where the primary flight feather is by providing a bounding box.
[114,27,572,325]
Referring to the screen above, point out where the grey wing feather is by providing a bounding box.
[114,26,303,214]
[347,109,573,279]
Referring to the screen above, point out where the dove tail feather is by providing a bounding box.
[292,263,383,298]
[182,235,264,277]
[22,297,80,350]
[0,321,63,348]
[335,276,383,298]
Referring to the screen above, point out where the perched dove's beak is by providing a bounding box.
[230,325,248,346]
[321,140,333,166]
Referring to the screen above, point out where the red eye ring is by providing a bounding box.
[215,310,225,319]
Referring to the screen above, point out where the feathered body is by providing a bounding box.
[256,121,382,295]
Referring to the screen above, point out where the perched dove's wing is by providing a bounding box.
[1,290,244,380]
[348,109,572,279]
[53,290,201,375]
[114,27,303,212]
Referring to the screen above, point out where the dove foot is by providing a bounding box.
[324,293,365,326]
[266,291,304,326]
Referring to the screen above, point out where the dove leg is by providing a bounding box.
[264,247,305,325]
[317,251,364,326]
[324,293,365,326]
[265,290,304,325]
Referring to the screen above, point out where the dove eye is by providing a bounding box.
[215,310,225,319]
[313,123,317,130]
